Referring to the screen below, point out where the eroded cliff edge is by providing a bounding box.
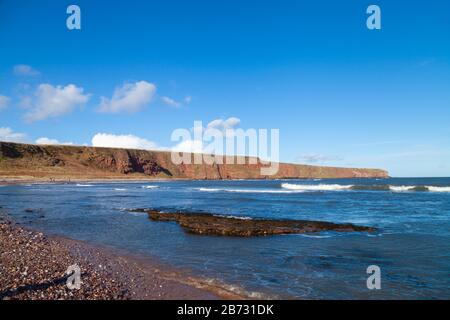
[0,142,389,180]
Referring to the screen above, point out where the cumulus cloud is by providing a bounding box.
[24,84,90,122]
[206,117,241,137]
[296,153,343,164]
[161,96,181,108]
[171,139,204,153]
[35,137,74,146]
[91,133,161,150]
[98,81,156,113]
[13,64,40,76]
[0,95,10,110]
[0,127,27,143]
[172,117,242,153]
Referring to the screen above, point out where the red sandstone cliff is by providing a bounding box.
[0,142,389,180]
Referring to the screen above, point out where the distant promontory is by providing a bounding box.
[0,141,388,181]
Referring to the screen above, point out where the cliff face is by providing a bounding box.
[0,142,389,180]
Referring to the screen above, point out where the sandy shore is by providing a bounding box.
[0,217,244,300]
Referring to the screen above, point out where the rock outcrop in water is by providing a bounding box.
[0,142,389,180]
[134,209,377,237]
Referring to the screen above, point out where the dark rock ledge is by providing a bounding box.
[130,209,377,237]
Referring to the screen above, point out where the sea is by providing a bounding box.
[1,177,449,299]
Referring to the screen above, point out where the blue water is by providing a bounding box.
[1,178,449,299]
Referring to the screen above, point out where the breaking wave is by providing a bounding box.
[197,187,303,194]
[383,185,449,192]
[281,183,450,193]
[214,215,253,220]
[426,186,450,192]
[142,185,159,189]
[389,186,416,192]
[282,183,353,191]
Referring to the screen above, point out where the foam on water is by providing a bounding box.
[299,234,334,239]
[197,187,302,194]
[214,215,253,220]
[389,185,450,192]
[281,183,450,193]
[197,277,279,300]
[389,186,415,192]
[427,186,450,192]
[282,183,353,191]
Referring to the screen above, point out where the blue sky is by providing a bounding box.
[0,0,449,177]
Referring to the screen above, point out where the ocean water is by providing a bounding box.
[1,178,449,299]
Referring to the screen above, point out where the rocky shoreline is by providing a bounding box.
[0,217,242,300]
[134,209,377,237]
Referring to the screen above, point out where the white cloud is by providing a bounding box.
[13,64,40,76]
[207,117,241,132]
[172,139,204,153]
[24,84,90,122]
[161,96,181,108]
[35,137,74,146]
[91,133,160,150]
[172,117,242,154]
[0,95,10,110]
[296,153,343,164]
[98,81,156,113]
[0,127,27,143]
[161,95,192,108]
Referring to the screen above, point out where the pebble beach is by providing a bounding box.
[0,216,235,300]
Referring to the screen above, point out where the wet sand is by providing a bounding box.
[0,217,243,300]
